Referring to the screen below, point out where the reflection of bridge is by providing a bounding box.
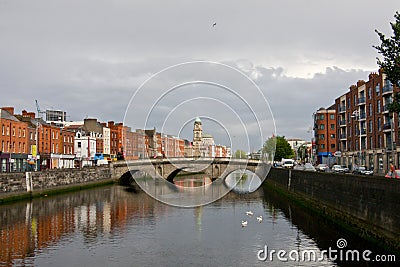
[111,158,270,182]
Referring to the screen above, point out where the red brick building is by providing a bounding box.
[0,107,29,172]
[334,69,399,174]
[313,106,337,165]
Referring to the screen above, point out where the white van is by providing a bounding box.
[97,159,109,166]
[281,159,294,168]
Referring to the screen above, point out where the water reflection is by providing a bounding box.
[225,170,262,193]
[0,184,397,266]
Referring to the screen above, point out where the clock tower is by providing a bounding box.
[193,117,202,157]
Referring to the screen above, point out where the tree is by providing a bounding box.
[262,136,293,162]
[297,144,308,162]
[373,11,400,87]
[233,149,247,159]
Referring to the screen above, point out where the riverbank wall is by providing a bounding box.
[0,166,114,204]
[266,168,400,251]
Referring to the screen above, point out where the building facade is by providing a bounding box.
[313,106,337,165]
[334,69,398,174]
[193,117,202,157]
[0,107,29,172]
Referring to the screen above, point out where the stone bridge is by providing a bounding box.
[111,158,270,183]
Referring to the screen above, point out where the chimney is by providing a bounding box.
[27,112,36,119]
[108,121,115,127]
[1,107,14,115]
[357,80,365,87]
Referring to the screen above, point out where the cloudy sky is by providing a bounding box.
[0,0,399,151]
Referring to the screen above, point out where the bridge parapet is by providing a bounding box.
[111,158,269,182]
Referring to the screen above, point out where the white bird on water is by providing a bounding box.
[241,220,248,227]
[257,216,263,223]
[246,211,253,216]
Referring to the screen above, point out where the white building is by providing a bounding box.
[74,131,96,166]
[103,127,111,155]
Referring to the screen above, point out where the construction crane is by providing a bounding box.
[35,100,46,120]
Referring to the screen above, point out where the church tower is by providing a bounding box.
[193,117,202,157]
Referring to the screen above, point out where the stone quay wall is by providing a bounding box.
[266,168,400,251]
[0,166,113,202]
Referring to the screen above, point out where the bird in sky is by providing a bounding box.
[212,22,216,27]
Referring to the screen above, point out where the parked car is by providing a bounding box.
[293,163,316,172]
[303,163,316,172]
[352,166,373,176]
[316,164,329,172]
[332,165,349,173]
[385,170,400,179]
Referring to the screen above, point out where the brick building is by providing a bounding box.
[0,107,29,172]
[313,106,337,165]
[334,69,398,174]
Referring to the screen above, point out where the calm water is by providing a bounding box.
[0,181,397,266]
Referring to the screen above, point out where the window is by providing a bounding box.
[376,83,380,95]
[369,104,372,116]
[354,95,357,106]
[378,118,381,131]
[370,137,373,149]
[320,144,325,149]
[330,124,335,130]
[78,142,81,148]
[6,126,9,136]
[320,114,325,120]
[331,144,335,149]
[378,136,382,147]
[12,127,15,136]
[330,114,334,120]
[1,125,4,135]
[320,134,325,140]
[377,100,381,113]
[368,87,372,99]
[23,129,25,137]
[18,128,21,137]
[369,120,372,133]
[347,98,351,108]
[320,124,325,130]
[330,134,335,139]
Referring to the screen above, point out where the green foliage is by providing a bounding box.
[263,136,293,161]
[388,92,400,113]
[297,144,308,161]
[373,11,400,87]
[233,150,247,159]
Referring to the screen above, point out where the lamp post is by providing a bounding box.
[390,111,395,168]
[351,110,362,166]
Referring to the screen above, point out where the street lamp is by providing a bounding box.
[390,111,395,168]
[351,110,362,166]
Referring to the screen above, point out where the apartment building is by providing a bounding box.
[313,106,337,165]
[334,69,398,174]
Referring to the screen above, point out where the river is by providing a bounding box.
[0,178,397,266]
